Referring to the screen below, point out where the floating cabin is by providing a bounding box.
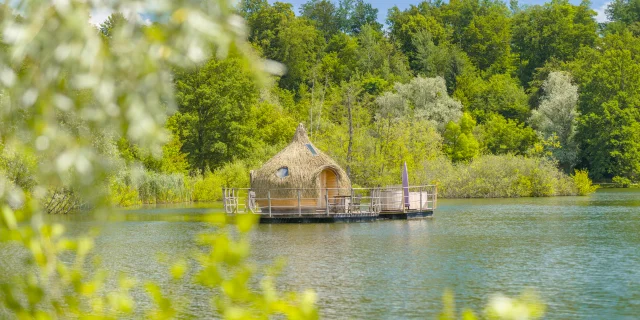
[222,123,438,223]
[250,123,351,212]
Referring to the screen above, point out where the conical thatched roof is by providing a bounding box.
[251,123,351,198]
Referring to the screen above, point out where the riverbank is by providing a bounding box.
[108,155,597,208]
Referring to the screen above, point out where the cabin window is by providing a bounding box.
[276,167,289,178]
[306,144,318,156]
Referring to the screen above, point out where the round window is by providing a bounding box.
[276,167,289,178]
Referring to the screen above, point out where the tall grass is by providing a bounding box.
[422,155,594,198]
[110,169,193,205]
[109,161,252,207]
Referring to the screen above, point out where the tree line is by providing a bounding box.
[7,0,633,205]
[133,0,636,188]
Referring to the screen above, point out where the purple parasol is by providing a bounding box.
[402,162,410,209]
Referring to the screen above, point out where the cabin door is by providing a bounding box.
[319,169,338,208]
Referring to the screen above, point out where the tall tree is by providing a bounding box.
[173,55,259,174]
[441,0,514,73]
[337,0,382,34]
[443,112,480,162]
[454,73,530,123]
[412,30,472,93]
[530,71,580,171]
[572,31,640,180]
[244,2,295,58]
[355,24,412,83]
[275,17,324,91]
[238,0,269,19]
[393,76,464,129]
[511,0,598,85]
[480,113,538,155]
[300,0,340,40]
[606,0,640,25]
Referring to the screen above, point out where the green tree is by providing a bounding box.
[355,24,412,83]
[275,17,324,90]
[238,0,269,19]
[324,32,359,82]
[244,1,295,58]
[571,31,640,180]
[480,113,538,155]
[455,73,530,123]
[162,116,190,175]
[442,0,514,73]
[300,0,340,40]
[443,113,480,162]
[387,5,450,70]
[337,0,382,34]
[606,0,640,25]
[173,54,259,174]
[511,0,598,85]
[412,30,473,93]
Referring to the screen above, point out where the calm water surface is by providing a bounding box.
[27,190,640,318]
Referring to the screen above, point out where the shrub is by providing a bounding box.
[612,176,632,188]
[192,161,251,202]
[423,155,582,198]
[573,169,598,195]
[109,179,141,207]
[192,173,223,202]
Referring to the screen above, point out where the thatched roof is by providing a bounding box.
[251,123,351,198]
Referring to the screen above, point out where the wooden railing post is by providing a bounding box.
[325,189,329,215]
[222,188,226,212]
[420,186,423,212]
[297,189,302,216]
[350,189,354,214]
[233,188,238,214]
[268,190,272,217]
[434,186,438,210]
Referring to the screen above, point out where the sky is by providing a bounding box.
[89,0,611,26]
[273,0,610,23]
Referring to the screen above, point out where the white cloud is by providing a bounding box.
[89,5,151,26]
[595,1,611,23]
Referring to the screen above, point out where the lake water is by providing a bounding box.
[8,189,640,318]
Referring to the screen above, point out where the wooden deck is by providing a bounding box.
[223,185,437,224]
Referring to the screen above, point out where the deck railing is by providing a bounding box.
[222,185,437,216]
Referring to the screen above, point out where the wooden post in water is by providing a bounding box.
[325,188,329,215]
[297,189,302,216]
[268,190,272,217]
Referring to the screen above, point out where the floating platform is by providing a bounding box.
[223,185,437,224]
[259,210,434,224]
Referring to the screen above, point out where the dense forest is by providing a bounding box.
[6,0,640,205]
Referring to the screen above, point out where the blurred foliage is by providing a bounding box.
[0,0,318,318]
[439,289,545,320]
